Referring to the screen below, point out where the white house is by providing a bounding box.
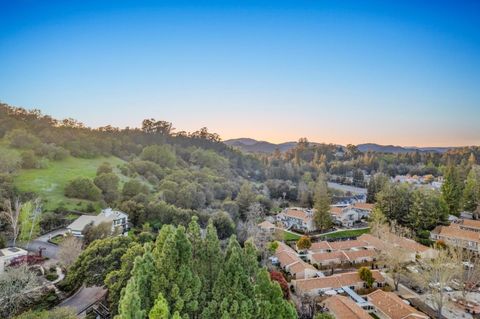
[276,208,316,232]
[0,247,28,273]
[67,208,129,237]
[330,206,358,228]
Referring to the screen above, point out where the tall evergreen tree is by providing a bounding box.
[313,176,332,231]
[117,279,145,319]
[462,166,480,212]
[149,293,170,319]
[441,164,463,216]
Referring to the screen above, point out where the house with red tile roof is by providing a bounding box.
[277,208,317,232]
[367,289,429,319]
[293,270,385,296]
[321,295,372,319]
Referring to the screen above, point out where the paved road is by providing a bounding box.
[58,286,107,315]
[23,228,68,260]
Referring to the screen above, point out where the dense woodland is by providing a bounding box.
[1,103,480,318]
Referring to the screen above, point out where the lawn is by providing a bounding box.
[14,155,125,211]
[281,230,302,241]
[322,228,370,239]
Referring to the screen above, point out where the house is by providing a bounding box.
[351,202,375,219]
[330,206,358,228]
[67,208,128,237]
[275,242,321,279]
[367,289,429,319]
[321,295,372,319]
[258,220,276,232]
[454,219,480,233]
[431,224,480,252]
[308,249,376,267]
[276,208,316,232]
[293,270,385,296]
[0,247,28,273]
[358,234,436,262]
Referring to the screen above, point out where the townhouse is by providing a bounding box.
[276,208,317,232]
[358,233,436,262]
[431,223,480,253]
[330,203,374,228]
[321,295,372,319]
[293,270,385,296]
[367,289,429,319]
[275,242,321,279]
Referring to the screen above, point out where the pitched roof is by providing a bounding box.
[343,249,376,261]
[330,206,344,216]
[353,202,375,211]
[367,289,428,319]
[322,295,372,319]
[258,220,276,229]
[310,251,347,263]
[329,240,369,251]
[432,224,480,243]
[310,241,332,251]
[282,209,312,222]
[458,219,480,230]
[276,250,298,267]
[294,270,385,292]
[289,260,317,274]
[358,233,430,253]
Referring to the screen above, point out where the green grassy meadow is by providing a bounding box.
[14,155,125,211]
[322,227,370,239]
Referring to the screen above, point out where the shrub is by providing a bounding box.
[65,178,101,201]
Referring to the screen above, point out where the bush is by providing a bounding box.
[45,271,59,282]
[65,178,102,201]
[20,150,40,169]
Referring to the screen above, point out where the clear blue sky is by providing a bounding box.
[1,0,479,146]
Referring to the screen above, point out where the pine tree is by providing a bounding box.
[255,268,297,319]
[441,165,463,216]
[313,177,332,231]
[105,243,144,315]
[149,293,170,319]
[462,166,480,212]
[117,279,145,319]
[153,225,201,318]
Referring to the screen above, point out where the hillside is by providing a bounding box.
[225,138,454,154]
[14,154,125,211]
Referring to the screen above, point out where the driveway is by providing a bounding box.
[58,286,107,315]
[23,228,68,260]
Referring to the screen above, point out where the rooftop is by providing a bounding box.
[322,295,372,319]
[367,289,428,319]
[294,270,385,292]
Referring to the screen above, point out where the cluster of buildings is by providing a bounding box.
[393,174,443,190]
[271,232,434,318]
[67,208,129,237]
[276,202,374,232]
[431,218,480,252]
[305,239,376,267]
[320,290,429,319]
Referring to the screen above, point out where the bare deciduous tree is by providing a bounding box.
[0,265,42,318]
[455,247,480,302]
[415,246,461,319]
[1,198,22,246]
[58,234,83,269]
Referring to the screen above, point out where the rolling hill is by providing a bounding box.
[225,139,454,154]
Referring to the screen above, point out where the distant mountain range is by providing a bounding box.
[224,138,454,154]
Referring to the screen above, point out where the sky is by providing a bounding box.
[0,0,479,147]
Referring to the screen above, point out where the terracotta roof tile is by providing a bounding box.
[322,295,372,319]
[367,289,428,319]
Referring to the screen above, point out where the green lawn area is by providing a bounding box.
[14,155,125,211]
[322,228,370,239]
[281,230,301,241]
